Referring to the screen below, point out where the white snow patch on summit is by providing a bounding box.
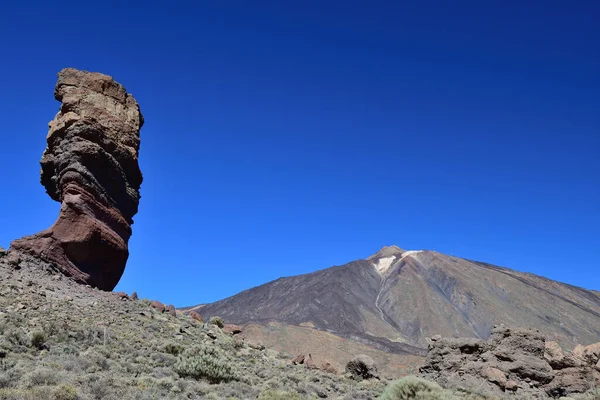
[371,250,423,275]
[401,250,423,258]
[374,256,396,274]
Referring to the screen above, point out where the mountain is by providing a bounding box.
[191,246,600,374]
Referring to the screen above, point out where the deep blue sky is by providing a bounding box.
[1,1,598,306]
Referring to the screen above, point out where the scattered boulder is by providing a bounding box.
[305,354,317,370]
[321,361,338,374]
[545,341,581,369]
[222,324,242,335]
[10,68,144,291]
[166,305,176,317]
[345,354,379,380]
[189,311,203,323]
[292,354,305,365]
[130,292,138,300]
[482,366,507,388]
[150,301,166,313]
[420,325,600,399]
[576,342,600,365]
[114,292,129,300]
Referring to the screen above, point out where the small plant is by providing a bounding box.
[175,346,236,383]
[379,376,458,400]
[209,316,225,328]
[30,331,46,350]
[346,354,378,380]
[164,342,185,356]
[53,384,78,400]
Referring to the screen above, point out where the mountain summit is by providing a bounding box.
[191,246,600,374]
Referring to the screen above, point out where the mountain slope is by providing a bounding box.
[192,246,600,370]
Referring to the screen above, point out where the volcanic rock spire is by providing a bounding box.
[11,68,143,290]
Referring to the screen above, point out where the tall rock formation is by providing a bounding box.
[11,68,143,291]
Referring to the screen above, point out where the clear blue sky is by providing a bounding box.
[1,1,598,306]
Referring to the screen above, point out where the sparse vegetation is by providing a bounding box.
[258,389,304,399]
[29,331,46,350]
[209,316,225,328]
[379,376,458,400]
[0,253,389,399]
[163,342,184,356]
[3,253,599,399]
[174,345,237,383]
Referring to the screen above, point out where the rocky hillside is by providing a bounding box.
[0,250,393,399]
[192,246,600,374]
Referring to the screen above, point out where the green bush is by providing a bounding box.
[174,346,236,383]
[29,331,46,350]
[379,376,458,400]
[53,384,78,400]
[209,316,225,328]
[164,342,185,356]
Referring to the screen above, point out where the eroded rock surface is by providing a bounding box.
[11,68,143,291]
[420,325,600,399]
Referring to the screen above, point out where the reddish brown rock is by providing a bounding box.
[130,292,138,300]
[189,311,204,323]
[10,68,143,291]
[321,361,338,374]
[291,354,305,365]
[150,300,166,312]
[222,324,242,335]
[114,292,129,300]
[482,366,507,388]
[166,304,176,317]
[305,354,318,370]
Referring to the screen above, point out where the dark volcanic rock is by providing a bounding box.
[10,68,143,291]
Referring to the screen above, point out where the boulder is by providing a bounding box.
[222,324,242,335]
[482,366,507,388]
[10,68,143,291]
[114,292,129,300]
[291,354,305,365]
[189,311,203,323]
[321,361,338,374]
[305,354,318,370]
[166,305,177,317]
[150,301,166,312]
[545,367,600,397]
[545,341,581,369]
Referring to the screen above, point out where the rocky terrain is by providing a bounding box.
[192,246,600,375]
[421,325,600,399]
[1,250,598,399]
[11,68,144,291]
[0,250,393,399]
